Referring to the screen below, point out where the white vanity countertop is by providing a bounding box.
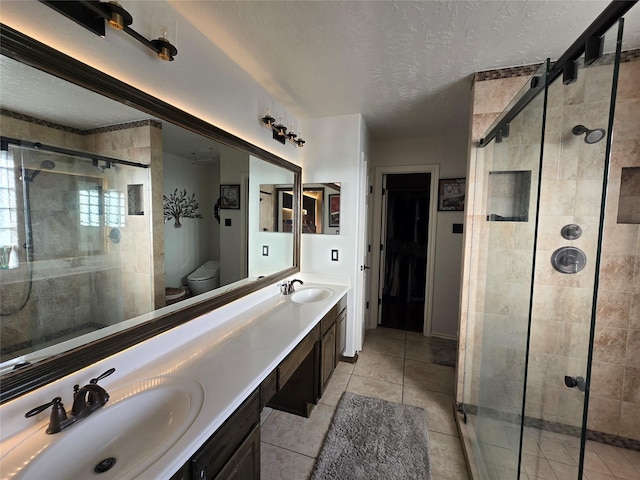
[0,280,350,480]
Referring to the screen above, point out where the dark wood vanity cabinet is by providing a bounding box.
[267,324,320,417]
[319,294,347,395]
[268,294,348,414]
[170,294,347,479]
[170,389,260,480]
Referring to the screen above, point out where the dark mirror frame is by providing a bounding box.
[0,24,301,403]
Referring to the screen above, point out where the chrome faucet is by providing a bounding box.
[281,279,304,295]
[25,368,115,434]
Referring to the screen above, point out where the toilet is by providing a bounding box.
[187,260,220,295]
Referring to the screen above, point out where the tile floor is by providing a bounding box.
[465,415,640,480]
[260,327,469,479]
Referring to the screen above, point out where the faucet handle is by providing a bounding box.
[25,396,63,418]
[25,396,69,434]
[90,367,115,384]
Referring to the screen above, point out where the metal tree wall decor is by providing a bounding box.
[163,188,203,228]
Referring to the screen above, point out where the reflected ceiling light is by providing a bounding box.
[260,111,305,147]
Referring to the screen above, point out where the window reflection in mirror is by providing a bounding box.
[302,183,341,234]
[0,51,298,377]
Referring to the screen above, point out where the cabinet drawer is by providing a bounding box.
[191,389,260,480]
[320,305,338,335]
[278,324,319,389]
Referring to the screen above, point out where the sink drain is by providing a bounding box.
[94,457,117,474]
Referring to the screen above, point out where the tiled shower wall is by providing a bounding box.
[0,113,161,357]
[590,58,640,440]
[458,55,640,442]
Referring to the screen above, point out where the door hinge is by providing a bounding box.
[368,244,371,253]
[381,187,386,196]
[380,243,384,251]
[378,298,382,305]
[366,301,369,310]
[369,185,373,194]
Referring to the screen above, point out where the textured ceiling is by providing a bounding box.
[171,0,640,140]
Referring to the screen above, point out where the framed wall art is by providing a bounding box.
[329,193,340,227]
[438,178,466,211]
[220,184,240,209]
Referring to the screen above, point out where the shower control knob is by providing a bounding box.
[551,247,586,274]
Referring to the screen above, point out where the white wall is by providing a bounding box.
[163,153,218,287]
[301,114,370,356]
[371,135,468,338]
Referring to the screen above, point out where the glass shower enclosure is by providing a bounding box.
[460,4,639,479]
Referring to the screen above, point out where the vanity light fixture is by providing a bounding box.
[40,1,178,61]
[104,1,132,31]
[261,111,305,147]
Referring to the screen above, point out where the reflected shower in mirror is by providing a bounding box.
[0,47,299,381]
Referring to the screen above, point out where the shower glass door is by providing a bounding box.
[467,61,549,479]
[465,16,627,480]
[524,19,623,480]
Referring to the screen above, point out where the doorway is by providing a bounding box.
[379,173,431,332]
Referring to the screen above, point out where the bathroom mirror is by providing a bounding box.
[0,25,301,402]
[302,183,341,234]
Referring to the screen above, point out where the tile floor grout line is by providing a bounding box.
[260,441,319,460]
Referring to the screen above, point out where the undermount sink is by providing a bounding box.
[1,376,204,480]
[290,287,334,304]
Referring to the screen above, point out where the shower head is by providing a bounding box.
[572,124,606,144]
[21,160,56,182]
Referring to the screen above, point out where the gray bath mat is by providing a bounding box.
[431,337,457,367]
[311,392,432,480]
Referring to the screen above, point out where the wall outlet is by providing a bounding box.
[262,245,269,256]
[225,218,232,226]
[331,249,339,261]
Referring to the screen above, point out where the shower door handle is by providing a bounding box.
[564,375,586,392]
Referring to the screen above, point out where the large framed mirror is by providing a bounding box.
[0,25,301,402]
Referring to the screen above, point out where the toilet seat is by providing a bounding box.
[187,260,220,294]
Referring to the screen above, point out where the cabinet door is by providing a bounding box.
[214,425,260,480]
[335,309,346,366]
[320,323,336,393]
[191,390,260,479]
